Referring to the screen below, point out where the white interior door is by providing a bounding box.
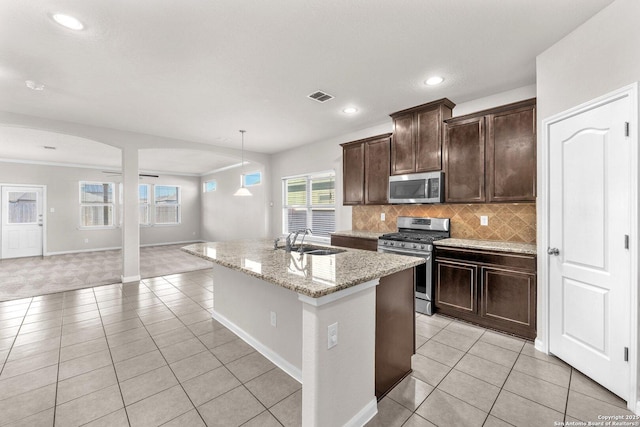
[1,186,44,259]
[548,95,631,400]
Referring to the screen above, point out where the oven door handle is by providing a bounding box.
[379,248,430,258]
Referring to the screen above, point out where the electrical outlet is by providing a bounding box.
[50,208,55,213]
[480,216,489,226]
[380,213,385,221]
[84,238,89,243]
[270,311,277,327]
[328,322,338,349]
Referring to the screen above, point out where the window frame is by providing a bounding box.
[203,180,217,193]
[153,184,181,226]
[243,171,262,187]
[282,170,336,242]
[79,181,116,229]
[138,184,151,226]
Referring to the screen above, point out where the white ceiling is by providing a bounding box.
[0,0,614,172]
[0,127,242,175]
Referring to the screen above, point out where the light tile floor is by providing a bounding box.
[0,270,635,426]
[367,313,635,427]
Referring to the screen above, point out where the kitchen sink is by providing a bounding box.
[305,249,345,256]
[280,246,345,255]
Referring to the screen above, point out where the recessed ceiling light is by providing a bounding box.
[425,76,444,86]
[25,80,45,91]
[52,13,84,30]
[342,107,358,114]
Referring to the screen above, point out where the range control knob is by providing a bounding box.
[412,244,417,249]
[390,242,394,246]
[420,245,425,249]
[400,243,405,247]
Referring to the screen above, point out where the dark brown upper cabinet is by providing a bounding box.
[486,102,536,202]
[341,134,391,205]
[443,115,486,203]
[342,141,364,205]
[443,98,536,203]
[389,98,455,175]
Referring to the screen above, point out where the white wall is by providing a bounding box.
[269,123,393,238]
[0,161,201,254]
[201,163,269,242]
[536,0,640,121]
[536,0,640,409]
[452,85,536,117]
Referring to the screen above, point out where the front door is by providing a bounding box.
[548,93,631,399]
[1,186,44,259]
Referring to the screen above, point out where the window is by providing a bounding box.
[243,172,262,187]
[203,180,217,193]
[8,192,37,224]
[139,184,150,225]
[154,185,180,224]
[283,172,335,239]
[80,182,114,227]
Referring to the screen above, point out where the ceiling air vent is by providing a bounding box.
[307,90,334,103]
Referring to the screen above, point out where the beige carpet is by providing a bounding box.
[0,244,213,301]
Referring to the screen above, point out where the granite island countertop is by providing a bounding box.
[434,238,537,255]
[182,239,424,298]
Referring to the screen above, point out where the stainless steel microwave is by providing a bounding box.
[389,171,444,204]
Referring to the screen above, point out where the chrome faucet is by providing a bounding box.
[285,228,313,253]
[285,232,297,252]
[297,228,313,253]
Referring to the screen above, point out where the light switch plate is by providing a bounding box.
[270,311,277,327]
[328,322,338,349]
[380,213,385,221]
[480,215,489,226]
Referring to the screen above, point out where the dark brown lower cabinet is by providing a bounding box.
[330,235,378,252]
[435,247,536,340]
[330,234,415,399]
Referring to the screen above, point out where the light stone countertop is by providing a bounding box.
[182,239,424,298]
[330,230,385,240]
[434,238,537,255]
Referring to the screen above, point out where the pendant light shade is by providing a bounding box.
[234,130,252,197]
[233,186,252,197]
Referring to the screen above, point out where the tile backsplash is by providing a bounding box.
[352,203,536,243]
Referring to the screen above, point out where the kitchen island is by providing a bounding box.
[182,239,423,427]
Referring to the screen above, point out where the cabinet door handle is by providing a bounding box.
[547,247,560,256]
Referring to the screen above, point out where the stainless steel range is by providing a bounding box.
[378,217,450,315]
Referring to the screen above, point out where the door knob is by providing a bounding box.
[547,247,560,256]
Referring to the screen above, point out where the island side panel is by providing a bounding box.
[211,264,303,380]
[375,267,415,399]
[301,286,377,427]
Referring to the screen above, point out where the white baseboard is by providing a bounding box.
[45,246,121,256]
[211,309,302,383]
[534,337,547,354]
[345,398,378,427]
[140,240,203,248]
[121,275,141,283]
[44,240,203,257]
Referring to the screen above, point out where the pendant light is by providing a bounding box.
[233,130,252,197]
